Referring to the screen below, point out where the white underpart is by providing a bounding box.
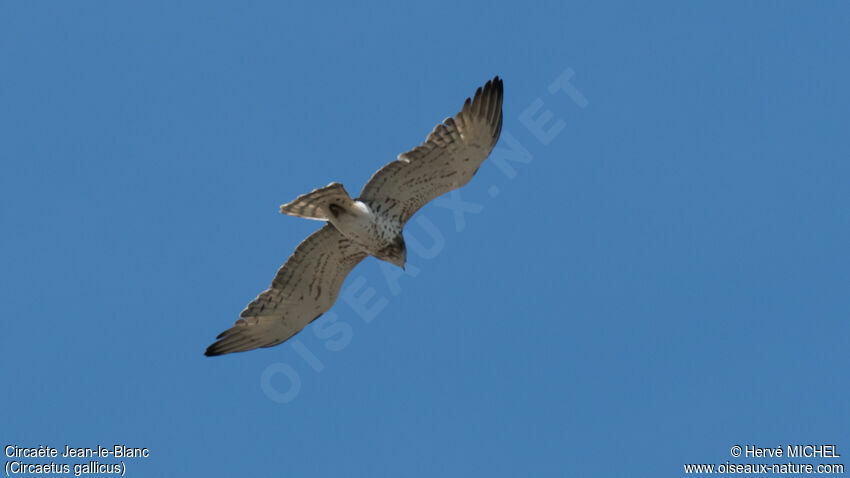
[327,200,398,253]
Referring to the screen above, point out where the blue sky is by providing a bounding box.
[2,1,848,476]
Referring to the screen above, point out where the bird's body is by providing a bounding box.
[327,199,389,251]
[323,194,406,268]
[206,76,503,356]
[277,181,408,267]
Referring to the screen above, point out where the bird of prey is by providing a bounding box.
[205,76,503,356]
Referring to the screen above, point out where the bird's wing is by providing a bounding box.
[205,224,367,356]
[359,76,503,224]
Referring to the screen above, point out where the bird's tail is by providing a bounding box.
[279,182,354,221]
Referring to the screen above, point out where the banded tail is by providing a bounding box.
[279,182,355,221]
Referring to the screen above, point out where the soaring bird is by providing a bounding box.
[205,77,503,356]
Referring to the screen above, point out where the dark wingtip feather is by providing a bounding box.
[488,76,503,97]
[472,86,484,115]
[206,328,230,355]
[204,339,236,357]
[207,326,240,355]
[491,76,504,101]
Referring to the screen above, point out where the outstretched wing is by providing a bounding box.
[359,76,503,224]
[205,224,367,356]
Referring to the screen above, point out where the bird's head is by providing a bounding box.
[378,234,407,270]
